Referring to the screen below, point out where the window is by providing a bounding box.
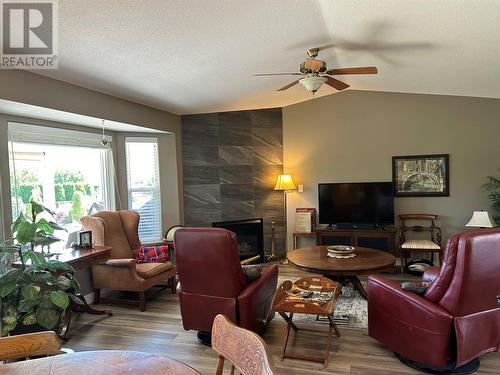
[125,137,162,243]
[8,123,115,250]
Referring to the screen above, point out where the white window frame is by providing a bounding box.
[7,122,116,216]
[125,137,162,243]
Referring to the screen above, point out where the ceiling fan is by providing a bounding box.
[254,48,378,93]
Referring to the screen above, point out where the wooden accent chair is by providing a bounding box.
[398,214,442,275]
[81,210,176,311]
[0,332,62,362]
[212,314,276,375]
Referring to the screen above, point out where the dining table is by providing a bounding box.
[0,350,202,374]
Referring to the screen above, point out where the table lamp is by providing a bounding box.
[465,210,494,228]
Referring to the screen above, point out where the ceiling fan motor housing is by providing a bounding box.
[300,58,327,74]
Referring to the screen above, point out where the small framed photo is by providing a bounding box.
[78,231,93,248]
[392,154,449,197]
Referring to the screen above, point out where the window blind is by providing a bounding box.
[125,137,162,243]
[8,122,112,149]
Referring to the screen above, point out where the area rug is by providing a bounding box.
[275,276,367,329]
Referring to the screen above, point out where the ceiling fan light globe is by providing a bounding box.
[299,76,327,93]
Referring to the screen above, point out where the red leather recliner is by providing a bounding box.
[174,227,278,344]
[368,228,500,372]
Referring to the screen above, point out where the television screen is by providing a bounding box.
[318,182,394,225]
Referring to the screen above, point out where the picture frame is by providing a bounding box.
[392,154,449,197]
[78,230,93,248]
[295,208,316,233]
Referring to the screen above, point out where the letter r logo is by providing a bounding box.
[2,2,53,55]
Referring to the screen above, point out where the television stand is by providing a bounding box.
[293,227,397,255]
[334,223,385,230]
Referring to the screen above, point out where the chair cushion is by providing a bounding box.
[401,239,441,250]
[136,262,173,279]
[135,245,169,263]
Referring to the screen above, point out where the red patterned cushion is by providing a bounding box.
[135,245,169,263]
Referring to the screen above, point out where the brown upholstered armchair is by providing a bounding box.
[368,227,500,373]
[174,227,278,345]
[81,210,176,311]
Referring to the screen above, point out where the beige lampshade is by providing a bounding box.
[465,210,494,228]
[274,174,296,192]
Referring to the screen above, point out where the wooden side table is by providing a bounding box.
[272,277,341,367]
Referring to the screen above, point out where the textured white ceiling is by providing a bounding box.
[36,0,500,114]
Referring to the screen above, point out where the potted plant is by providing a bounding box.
[0,201,80,336]
[482,170,500,226]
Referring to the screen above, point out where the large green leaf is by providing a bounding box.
[19,298,41,313]
[21,284,40,300]
[30,201,56,218]
[0,244,20,254]
[66,273,80,291]
[35,306,61,329]
[0,268,22,283]
[31,272,59,286]
[22,251,47,269]
[48,221,66,232]
[47,260,74,273]
[50,290,69,310]
[15,221,38,244]
[57,275,79,291]
[35,218,55,234]
[32,233,61,247]
[0,281,17,298]
[11,213,26,234]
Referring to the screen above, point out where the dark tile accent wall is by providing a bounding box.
[181,108,285,257]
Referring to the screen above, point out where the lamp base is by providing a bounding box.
[266,254,279,263]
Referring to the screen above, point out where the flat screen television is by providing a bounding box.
[318,182,394,228]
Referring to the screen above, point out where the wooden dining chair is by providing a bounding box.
[212,314,276,375]
[0,331,63,362]
[398,214,442,275]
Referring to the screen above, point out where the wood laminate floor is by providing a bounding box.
[65,266,500,374]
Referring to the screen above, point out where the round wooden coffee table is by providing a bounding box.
[287,246,395,300]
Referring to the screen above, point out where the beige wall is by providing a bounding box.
[283,90,500,249]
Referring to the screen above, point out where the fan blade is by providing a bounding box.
[326,66,378,75]
[277,80,300,91]
[254,73,303,76]
[325,76,349,91]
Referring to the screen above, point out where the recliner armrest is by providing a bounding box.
[422,266,440,283]
[104,259,136,268]
[368,275,452,325]
[238,264,278,299]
